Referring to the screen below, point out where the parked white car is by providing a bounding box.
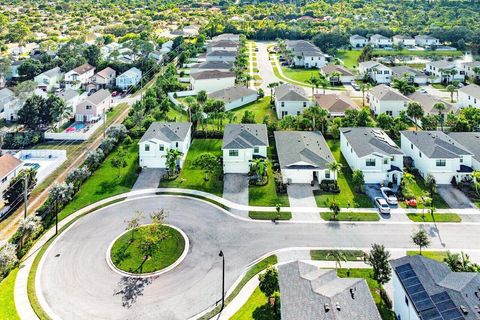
[380,187,398,205]
[375,197,391,215]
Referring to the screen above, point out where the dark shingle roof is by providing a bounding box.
[391,255,480,320]
[391,65,425,77]
[206,50,237,57]
[222,124,268,149]
[208,86,257,103]
[139,122,192,143]
[401,131,472,158]
[190,70,235,80]
[341,127,403,158]
[274,83,309,102]
[274,131,334,169]
[190,61,233,70]
[278,261,381,320]
[448,132,480,162]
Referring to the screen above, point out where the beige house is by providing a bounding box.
[75,89,112,122]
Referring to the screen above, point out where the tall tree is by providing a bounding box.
[412,229,430,255]
[366,244,392,285]
[407,102,424,131]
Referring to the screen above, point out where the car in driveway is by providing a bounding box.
[380,187,398,205]
[351,82,360,91]
[375,197,391,215]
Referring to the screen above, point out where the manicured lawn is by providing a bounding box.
[407,250,448,262]
[159,139,224,196]
[249,163,289,207]
[111,225,185,274]
[337,268,396,320]
[337,49,362,69]
[231,97,278,124]
[373,49,463,57]
[320,211,380,221]
[58,139,139,221]
[230,286,279,320]
[400,176,450,209]
[315,140,373,208]
[281,66,321,83]
[310,249,365,261]
[0,268,20,320]
[248,211,291,220]
[406,212,461,223]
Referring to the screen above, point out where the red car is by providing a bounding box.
[405,198,417,207]
[112,91,119,97]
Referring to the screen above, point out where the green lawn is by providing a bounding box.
[407,250,448,262]
[231,97,278,124]
[248,211,291,220]
[58,139,139,221]
[159,139,224,196]
[0,268,20,320]
[373,49,463,57]
[310,249,365,261]
[249,164,289,207]
[337,268,396,320]
[400,177,450,209]
[337,49,362,69]
[281,66,321,83]
[230,286,279,320]
[320,211,380,221]
[111,225,185,274]
[315,140,372,208]
[407,212,461,223]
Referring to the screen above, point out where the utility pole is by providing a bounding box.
[24,173,28,218]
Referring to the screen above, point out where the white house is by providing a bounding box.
[349,35,368,48]
[369,34,392,48]
[64,63,95,90]
[0,88,20,121]
[208,86,257,111]
[207,40,239,53]
[138,122,192,169]
[116,67,142,90]
[206,50,237,63]
[275,131,335,184]
[320,64,355,84]
[368,84,410,116]
[222,124,269,174]
[190,70,236,93]
[390,255,480,320]
[92,67,116,89]
[425,60,465,84]
[274,83,312,119]
[74,89,112,122]
[457,83,480,108]
[414,35,440,47]
[59,89,80,115]
[189,61,233,74]
[341,127,404,185]
[358,61,392,84]
[314,93,358,117]
[0,153,23,198]
[391,66,428,85]
[34,67,63,92]
[392,35,415,47]
[400,131,473,184]
[461,61,480,80]
[285,40,329,68]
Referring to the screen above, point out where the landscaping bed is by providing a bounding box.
[399,175,449,209]
[406,212,461,223]
[310,249,365,261]
[248,211,291,220]
[320,211,380,221]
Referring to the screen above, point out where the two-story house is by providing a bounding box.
[92,67,116,89]
[349,35,368,48]
[340,127,404,185]
[190,70,236,93]
[400,131,473,184]
[285,40,329,68]
[206,40,239,53]
[74,89,112,122]
[392,35,415,47]
[205,50,237,63]
[414,35,440,47]
[391,66,428,85]
[189,61,233,75]
[320,65,355,84]
[368,84,410,116]
[64,63,95,90]
[138,122,192,169]
[0,153,23,198]
[358,61,392,84]
[457,84,480,108]
[34,67,63,92]
[222,124,269,174]
[275,131,335,184]
[116,67,142,90]
[369,34,392,48]
[425,60,465,84]
[461,61,480,80]
[448,132,480,171]
[274,83,312,119]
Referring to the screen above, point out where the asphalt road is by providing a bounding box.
[39,196,480,320]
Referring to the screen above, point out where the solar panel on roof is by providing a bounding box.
[431,292,450,303]
[440,308,464,320]
[399,269,417,280]
[406,283,425,294]
[420,308,443,320]
[403,276,421,287]
[436,300,457,313]
[395,263,413,273]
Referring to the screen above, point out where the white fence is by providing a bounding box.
[44,119,105,141]
[13,149,67,185]
[167,91,195,108]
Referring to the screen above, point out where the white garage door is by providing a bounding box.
[283,169,314,184]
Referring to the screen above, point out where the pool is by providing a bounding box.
[24,163,40,170]
[66,122,86,133]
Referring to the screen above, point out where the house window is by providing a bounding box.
[86,105,92,110]
[411,143,413,150]
[366,159,376,166]
[460,157,463,163]
[175,142,179,148]
[159,145,164,151]
[229,150,239,157]
[325,170,330,179]
[436,159,446,167]
[1,177,7,183]
[419,152,422,158]
[383,158,388,165]
[281,102,285,107]
[145,144,150,151]
[303,102,307,107]
[386,111,393,116]
[405,296,409,306]
[254,147,259,153]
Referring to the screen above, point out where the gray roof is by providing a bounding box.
[340,127,403,158]
[62,89,79,102]
[350,35,367,40]
[84,89,111,105]
[278,261,381,320]
[369,84,410,102]
[190,61,233,70]
[408,91,454,115]
[314,93,358,114]
[274,83,309,102]
[448,132,480,162]
[140,122,192,143]
[274,131,334,169]
[391,255,480,320]
[41,66,62,78]
[206,50,237,57]
[461,61,480,69]
[209,40,239,48]
[370,34,389,40]
[222,124,268,149]
[415,35,438,40]
[429,60,456,70]
[190,70,235,80]
[321,64,354,76]
[458,84,480,100]
[286,40,325,56]
[359,60,389,70]
[391,65,425,77]
[119,67,141,78]
[401,131,472,158]
[208,86,257,103]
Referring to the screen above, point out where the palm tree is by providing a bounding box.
[329,71,342,86]
[250,158,269,182]
[163,149,183,177]
[359,83,372,107]
[326,250,347,270]
[327,161,343,182]
[319,77,329,94]
[433,102,446,131]
[446,81,459,102]
[267,82,279,103]
[304,105,326,130]
[352,169,365,193]
[329,201,341,220]
[306,76,320,97]
[407,102,424,131]
[392,77,415,95]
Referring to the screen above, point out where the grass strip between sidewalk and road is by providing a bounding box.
[320,211,380,221]
[310,249,365,261]
[0,268,20,320]
[406,250,449,262]
[406,213,461,223]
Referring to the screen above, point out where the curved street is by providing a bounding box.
[38,195,480,320]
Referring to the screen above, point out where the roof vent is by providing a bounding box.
[460,305,468,315]
[324,303,330,312]
[335,302,341,311]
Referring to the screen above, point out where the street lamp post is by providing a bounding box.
[219,250,225,310]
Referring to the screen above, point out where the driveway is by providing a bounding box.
[131,168,164,190]
[223,174,249,217]
[287,184,319,221]
[437,185,475,209]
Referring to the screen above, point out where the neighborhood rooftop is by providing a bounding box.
[274,131,334,169]
[73,63,95,74]
[190,61,233,69]
[208,86,257,103]
[448,132,480,163]
[314,93,358,114]
[370,84,410,101]
[391,65,424,77]
[139,122,192,143]
[84,89,111,105]
[320,64,354,76]
[278,261,381,320]
[408,91,455,114]
[401,131,472,158]
[274,83,309,101]
[391,255,480,320]
[190,70,235,80]
[341,127,403,158]
[458,84,480,100]
[0,153,23,178]
[222,124,269,149]
[206,50,237,57]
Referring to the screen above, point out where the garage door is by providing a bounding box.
[284,169,314,184]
